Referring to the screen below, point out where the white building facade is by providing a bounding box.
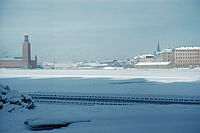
[175,47,200,68]
[160,48,175,65]
[134,54,155,63]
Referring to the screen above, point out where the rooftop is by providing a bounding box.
[135,54,154,59]
[0,57,22,61]
[135,62,171,66]
[176,47,200,50]
[161,48,173,53]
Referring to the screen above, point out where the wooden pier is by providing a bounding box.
[27,92,200,105]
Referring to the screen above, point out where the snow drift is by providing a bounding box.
[0,85,35,112]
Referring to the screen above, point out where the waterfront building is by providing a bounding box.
[175,47,200,68]
[135,62,173,69]
[0,34,37,68]
[160,48,175,65]
[134,54,155,63]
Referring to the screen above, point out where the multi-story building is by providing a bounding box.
[0,34,37,68]
[134,54,155,63]
[160,48,175,65]
[175,47,200,68]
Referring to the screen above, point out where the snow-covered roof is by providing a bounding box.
[176,47,200,50]
[135,62,171,66]
[161,48,172,53]
[42,62,54,66]
[135,54,154,59]
[0,57,22,61]
[83,63,107,67]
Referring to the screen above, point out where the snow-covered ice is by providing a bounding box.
[0,69,200,133]
[1,103,200,133]
[0,69,200,96]
[0,68,200,83]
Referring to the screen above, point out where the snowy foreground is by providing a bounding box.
[0,69,200,133]
[1,103,200,133]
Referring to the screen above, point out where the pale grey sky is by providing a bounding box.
[0,0,200,62]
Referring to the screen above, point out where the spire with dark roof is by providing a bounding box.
[157,40,160,52]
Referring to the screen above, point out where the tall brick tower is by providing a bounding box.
[22,34,31,68]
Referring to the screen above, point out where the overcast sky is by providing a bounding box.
[0,0,200,62]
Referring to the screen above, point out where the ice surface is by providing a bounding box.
[0,69,200,133]
[0,68,200,83]
[0,69,200,96]
[1,104,200,133]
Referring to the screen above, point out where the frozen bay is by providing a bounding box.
[0,69,200,96]
[0,69,200,133]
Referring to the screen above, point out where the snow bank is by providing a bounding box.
[0,85,35,112]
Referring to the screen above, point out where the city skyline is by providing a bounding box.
[0,0,200,62]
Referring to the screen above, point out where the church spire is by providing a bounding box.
[157,40,160,52]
